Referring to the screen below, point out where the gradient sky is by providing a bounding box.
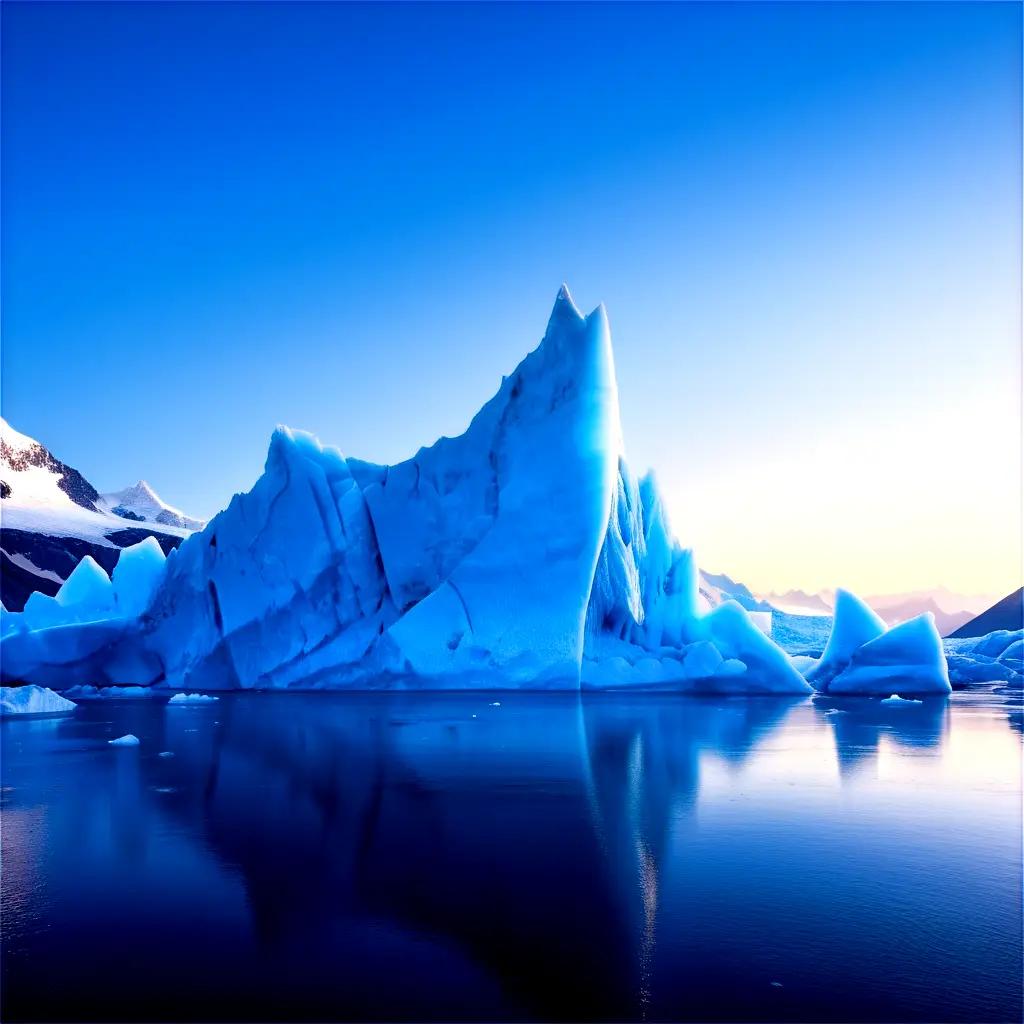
[2,2,1020,598]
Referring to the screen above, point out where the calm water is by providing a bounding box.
[2,689,1021,1023]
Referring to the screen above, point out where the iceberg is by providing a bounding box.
[880,694,923,706]
[0,288,922,697]
[108,734,140,747]
[64,684,157,699]
[0,684,76,716]
[804,589,885,687]
[797,590,951,695]
[825,615,950,695]
[168,692,219,704]
[944,628,1023,687]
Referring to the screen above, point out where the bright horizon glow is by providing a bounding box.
[2,3,1020,599]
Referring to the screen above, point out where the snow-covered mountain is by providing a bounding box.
[699,571,772,612]
[1,287,952,696]
[0,418,200,610]
[99,481,205,531]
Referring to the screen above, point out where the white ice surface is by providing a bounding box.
[0,684,76,715]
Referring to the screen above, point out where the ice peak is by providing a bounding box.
[547,283,584,329]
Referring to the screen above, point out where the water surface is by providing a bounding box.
[3,689,1021,1022]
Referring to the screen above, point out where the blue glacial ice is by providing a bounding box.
[0,288,969,696]
[800,591,951,695]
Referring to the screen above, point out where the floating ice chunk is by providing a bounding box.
[700,601,812,693]
[881,694,923,705]
[971,629,1023,660]
[945,654,1020,685]
[108,734,140,746]
[168,692,219,704]
[158,751,175,758]
[804,590,886,687]
[111,536,167,617]
[64,684,100,698]
[0,684,76,716]
[998,639,1023,669]
[489,701,501,706]
[65,684,155,699]
[828,615,951,695]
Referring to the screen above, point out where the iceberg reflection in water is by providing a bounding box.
[2,689,1021,1022]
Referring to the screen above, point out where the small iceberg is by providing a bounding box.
[65,684,156,700]
[880,694,923,706]
[157,751,175,758]
[168,693,219,705]
[0,685,76,716]
[108,734,140,746]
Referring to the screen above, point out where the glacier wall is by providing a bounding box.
[1,287,952,694]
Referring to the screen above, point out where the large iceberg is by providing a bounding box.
[0,287,941,696]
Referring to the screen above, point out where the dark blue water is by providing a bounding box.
[3,689,1021,1023]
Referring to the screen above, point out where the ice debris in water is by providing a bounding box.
[65,684,156,699]
[880,694,923,705]
[109,734,140,747]
[158,751,175,758]
[168,693,219,704]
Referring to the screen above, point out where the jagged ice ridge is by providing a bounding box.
[0,288,958,694]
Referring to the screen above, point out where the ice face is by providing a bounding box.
[111,536,167,617]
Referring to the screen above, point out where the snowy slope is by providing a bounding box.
[699,571,772,612]
[0,418,198,610]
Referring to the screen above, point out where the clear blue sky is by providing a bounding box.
[2,2,1020,596]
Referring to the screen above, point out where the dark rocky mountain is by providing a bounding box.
[1,418,197,611]
[948,589,1024,639]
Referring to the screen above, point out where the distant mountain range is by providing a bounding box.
[755,583,1000,638]
[0,418,203,611]
[761,589,835,616]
